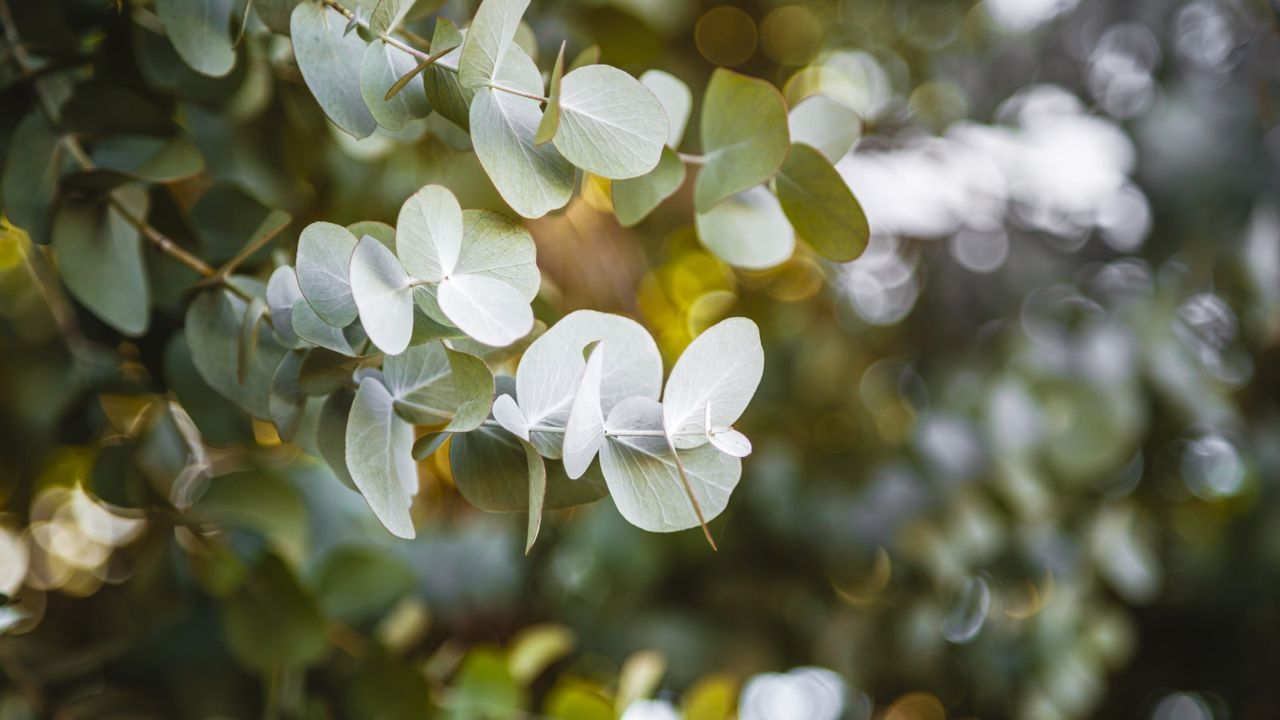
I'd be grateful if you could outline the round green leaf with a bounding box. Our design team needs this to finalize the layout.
[154,0,236,77]
[52,187,150,337]
[395,184,463,282]
[2,113,62,244]
[221,554,327,671]
[775,142,869,263]
[612,146,686,227]
[695,68,790,212]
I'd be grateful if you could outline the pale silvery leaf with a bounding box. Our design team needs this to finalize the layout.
[709,428,752,458]
[349,235,414,355]
[290,2,376,139]
[383,341,456,424]
[600,396,741,532]
[437,274,533,347]
[266,266,303,345]
[346,377,417,538]
[552,65,667,179]
[296,221,360,327]
[382,341,494,429]
[492,393,529,440]
[515,310,662,458]
[458,0,531,88]
[640,69,691,148]
[360,40,430,131]
[788,93,861,163]
[396,184,463,282]
[155,0,235,77]
[291,299,355,355]
[369,0,410,36]
[662,317,763,449]
[562,342,605,479]
[455,209,540,299]
[695,186,795,270]
[469,47,574,218]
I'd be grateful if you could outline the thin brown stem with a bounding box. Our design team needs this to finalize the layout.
[662,431,718,551]
[319,0,429,60]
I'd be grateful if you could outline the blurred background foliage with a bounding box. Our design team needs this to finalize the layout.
[3,0,1280,718]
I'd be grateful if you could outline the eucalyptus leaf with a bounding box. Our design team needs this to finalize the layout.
[437,272,534,347]
[469,47,574,219]
[695,186,795,270]
[349,235,415,355]
[221,554,327,671]
[85,135,205,185]
[369,0,410,36]
[186,282,291,420]
[523,439,546,553]
[451,423,609,512]
[291,1,377,139]
[695,68,790,212]
[561,342,605,479]
[346,376,418,538]
[317,390,359,491]
[395,184,463,282]
[361,40,431,130]
[155,0,236,77]
[52,186,150,337]
[514,310,662,459]
[297,221,360,327]
[266,266,304,346]
[383,341,494,429]
[254,0,299,34]
[612,147,685,227]
[2,113,62,244]
[423,19,469,129]
[534,42,566,146]
[600,397,741,532]
[269,349,308,441]
[292,299,355,354]
[788,93,861,162]
[457,0,531,88]
[662,317,763,449]
[775,142,869,263]
[551,65,667,179]
[492,393,530,440]
[640,69,691,148]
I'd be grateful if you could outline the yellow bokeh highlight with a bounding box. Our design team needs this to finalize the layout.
[761,6,824,66]
[695,6,757,67]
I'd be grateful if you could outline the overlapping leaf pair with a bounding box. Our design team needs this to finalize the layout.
[183,181,761,546]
